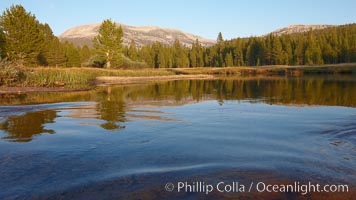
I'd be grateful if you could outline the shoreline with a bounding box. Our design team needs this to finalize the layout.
[0,74,215,94]
[0,63,355,94]
[0,87,91,94]
[95,74,215,85]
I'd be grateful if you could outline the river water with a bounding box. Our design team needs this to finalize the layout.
[0,76,355,199]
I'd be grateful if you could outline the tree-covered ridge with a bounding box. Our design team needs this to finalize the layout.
[129,24,356,68]
[0,4,355,69]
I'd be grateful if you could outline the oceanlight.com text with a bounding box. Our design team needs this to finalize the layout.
[165,181,349,195]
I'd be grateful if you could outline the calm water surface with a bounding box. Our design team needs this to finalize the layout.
[0,76,355,199]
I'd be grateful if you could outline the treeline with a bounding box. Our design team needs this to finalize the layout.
[0,4,355,69]
[127,25,356,68]
[0,5,91,67]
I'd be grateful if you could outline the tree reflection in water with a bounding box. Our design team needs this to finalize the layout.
[97,87,126,130]
[0,110,57,142]
[0,76,355,142]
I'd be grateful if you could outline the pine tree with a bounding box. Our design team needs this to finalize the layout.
[189,41,197,67]
[128,40,138,61]
[189,50,197,67]
[225,52,233,67]
[0,5,44,66]
[0,27,5,58]
[233,39,244,66]
[173,39,183,67]
[182,47,190,67]
[246,38,263,66]
[294,37,305,65]
[340,37,350,63]
[93,19,123,68]
[80,45,91,66]
[64,42,81,67]
[204,49,212,67]
[38,23,55,66]
[46,37,66,67]
[351,27,356,62]
[157,46,167,68]
[281,36,292,65]
[138,46,153,67]
[322,42,337,64]
[195,39,204,67]
[271,37,284,65]
[217,32,224,43]
[219,53,224,67]
[151,42,161,68]
[305,34,323,65]
[264,35,273,65]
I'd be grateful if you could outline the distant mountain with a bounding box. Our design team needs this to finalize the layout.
[59,23,339,48]
[270,24,335,36]
[58,23,216,48]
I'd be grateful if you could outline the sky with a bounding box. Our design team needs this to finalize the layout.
[1,0,355,40]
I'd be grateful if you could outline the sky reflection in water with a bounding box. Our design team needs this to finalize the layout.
[0,77,355,199]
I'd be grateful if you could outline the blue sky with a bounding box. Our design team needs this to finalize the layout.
[1,0,355,39]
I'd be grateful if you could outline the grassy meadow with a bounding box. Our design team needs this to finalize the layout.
[21,67,175,88]
[1,63,355,89]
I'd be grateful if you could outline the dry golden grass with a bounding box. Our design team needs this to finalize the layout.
[23,67,175,88]
[9,63,356,88]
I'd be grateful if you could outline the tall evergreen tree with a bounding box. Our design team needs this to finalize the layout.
[93,19,123,68]
[281,36,292,65]
[340,36,350,63]
[0,27,5,58]
[138,45,153,67]
[322,42,337,64]
[194,39,204,67]
[189,41,198,67]
[0,5,44,66]
[173,39,183,67]
[305,45,323,65]
[233,39,244,66]
[217,32,224,43]
[225,52,233,67]
[38,23,55,66]
[294,37,305,65]
[128,40,138,61]
[151,42,161,68]
[80,45,91,66]
[264,35,273,65]
[203,49,212,67]
[182,47,190,67]
[46,37,66,67]
[246,38,263,66]
[305,34,323,65]
[271,37,284,65]
[157,46,167,68]
[64,42,81,67]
